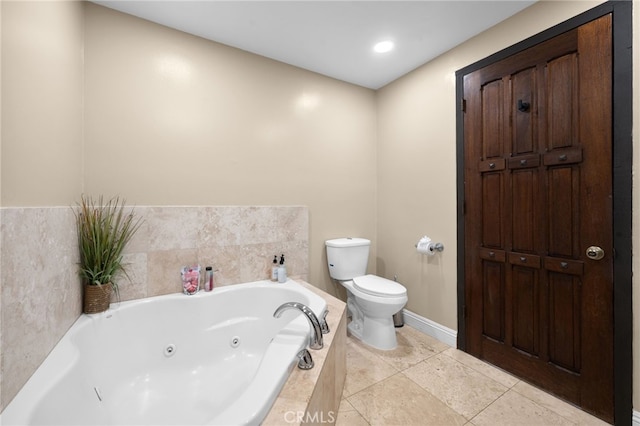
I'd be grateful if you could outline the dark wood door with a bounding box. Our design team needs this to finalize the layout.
[462,15,613,422]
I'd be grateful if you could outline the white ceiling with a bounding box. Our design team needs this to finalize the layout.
[93,1,536,89]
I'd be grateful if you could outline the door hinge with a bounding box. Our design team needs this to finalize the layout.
[461,98,467,112]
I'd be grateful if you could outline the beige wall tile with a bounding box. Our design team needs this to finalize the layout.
[0,208,81,410]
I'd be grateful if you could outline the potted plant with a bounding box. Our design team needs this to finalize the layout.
[74,195,142,314]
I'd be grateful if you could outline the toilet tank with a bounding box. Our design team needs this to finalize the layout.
[325,238,371,280]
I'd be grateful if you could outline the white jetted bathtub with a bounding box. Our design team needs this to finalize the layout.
[0,279,327,426]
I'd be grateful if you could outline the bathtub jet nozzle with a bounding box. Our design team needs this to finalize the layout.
[273,302,323,350]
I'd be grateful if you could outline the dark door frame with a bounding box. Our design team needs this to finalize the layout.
[455,1,632,424]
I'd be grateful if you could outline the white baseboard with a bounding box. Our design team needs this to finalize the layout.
[400,309,457,348]
[632,409,640,426]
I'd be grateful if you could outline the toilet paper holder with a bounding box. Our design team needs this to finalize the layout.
[415,236,444,254]
[431,242,444,252]
[414,242,444,251]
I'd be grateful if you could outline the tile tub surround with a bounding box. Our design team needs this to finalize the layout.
[0,205,309,413]
[123,205,309,299]
[264,280,347,426]
[0,208,82,413]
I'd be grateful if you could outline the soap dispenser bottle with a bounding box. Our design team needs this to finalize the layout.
[277,254,287,283]
[271,255,279,282]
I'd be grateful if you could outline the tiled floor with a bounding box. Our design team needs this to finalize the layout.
[336,325,609,426]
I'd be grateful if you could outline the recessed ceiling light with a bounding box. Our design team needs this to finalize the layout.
[373,40,394,53]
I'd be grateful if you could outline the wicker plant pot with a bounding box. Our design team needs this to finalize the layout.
[83,283,112,314]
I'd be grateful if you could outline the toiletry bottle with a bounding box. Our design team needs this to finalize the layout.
[204,266,214,292]
[271,255,279,281]
[277,254,287,283]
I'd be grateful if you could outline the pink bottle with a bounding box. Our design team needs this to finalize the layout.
[204,266,214,291]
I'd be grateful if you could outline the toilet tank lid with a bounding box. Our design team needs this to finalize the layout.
[325,237,371,247]
[353,274,407,297]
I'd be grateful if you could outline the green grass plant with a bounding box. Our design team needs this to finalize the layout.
[74,195,142,295]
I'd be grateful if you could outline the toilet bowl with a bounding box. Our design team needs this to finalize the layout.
[325,237,408,350]
[339,275,407,350]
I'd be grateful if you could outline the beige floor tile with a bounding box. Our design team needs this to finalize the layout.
[441,347,520,388]
[339,398,357,412]
[348,373,467,426]
[343,339,398,397]
[336,409,371,426]
[337,326,603,426]
[363,326,450,371]
[403,353,508,419]
[471,389,576,426]
[512,382,609,426]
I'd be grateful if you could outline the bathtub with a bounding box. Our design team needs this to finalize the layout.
[1,279,327,426]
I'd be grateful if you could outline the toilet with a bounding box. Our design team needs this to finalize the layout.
[325,237,408,350]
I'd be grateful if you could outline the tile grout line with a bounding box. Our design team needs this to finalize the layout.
[436,350,600,424]
[401,352,514,422]
[508,384,587,426]
[344,372,408,425]
[439,348,522,390]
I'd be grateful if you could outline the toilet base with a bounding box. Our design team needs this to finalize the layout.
[340,280,406,351]
[347,315,398,350]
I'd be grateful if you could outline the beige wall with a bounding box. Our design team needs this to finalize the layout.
[1,0,638,415]
[83,4,378,295]
[1,0,84,206]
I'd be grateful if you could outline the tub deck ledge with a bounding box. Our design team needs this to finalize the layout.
[262,279,347,426]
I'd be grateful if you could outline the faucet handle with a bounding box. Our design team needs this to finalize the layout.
[320,310,330,334]
[297,348,314,370]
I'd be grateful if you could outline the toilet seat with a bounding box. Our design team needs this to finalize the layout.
[353,275,407,298]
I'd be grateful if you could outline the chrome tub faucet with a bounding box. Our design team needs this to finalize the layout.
[273,302,324,350]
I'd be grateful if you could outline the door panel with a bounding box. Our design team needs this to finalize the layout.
[548,271,581,372]
[511,169,537,252]
[463,15,613,422]
[512,68,535,152]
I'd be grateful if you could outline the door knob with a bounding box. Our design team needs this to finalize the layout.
[586,246,605,260]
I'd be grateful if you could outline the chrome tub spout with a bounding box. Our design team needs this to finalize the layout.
[273,302,323,350]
